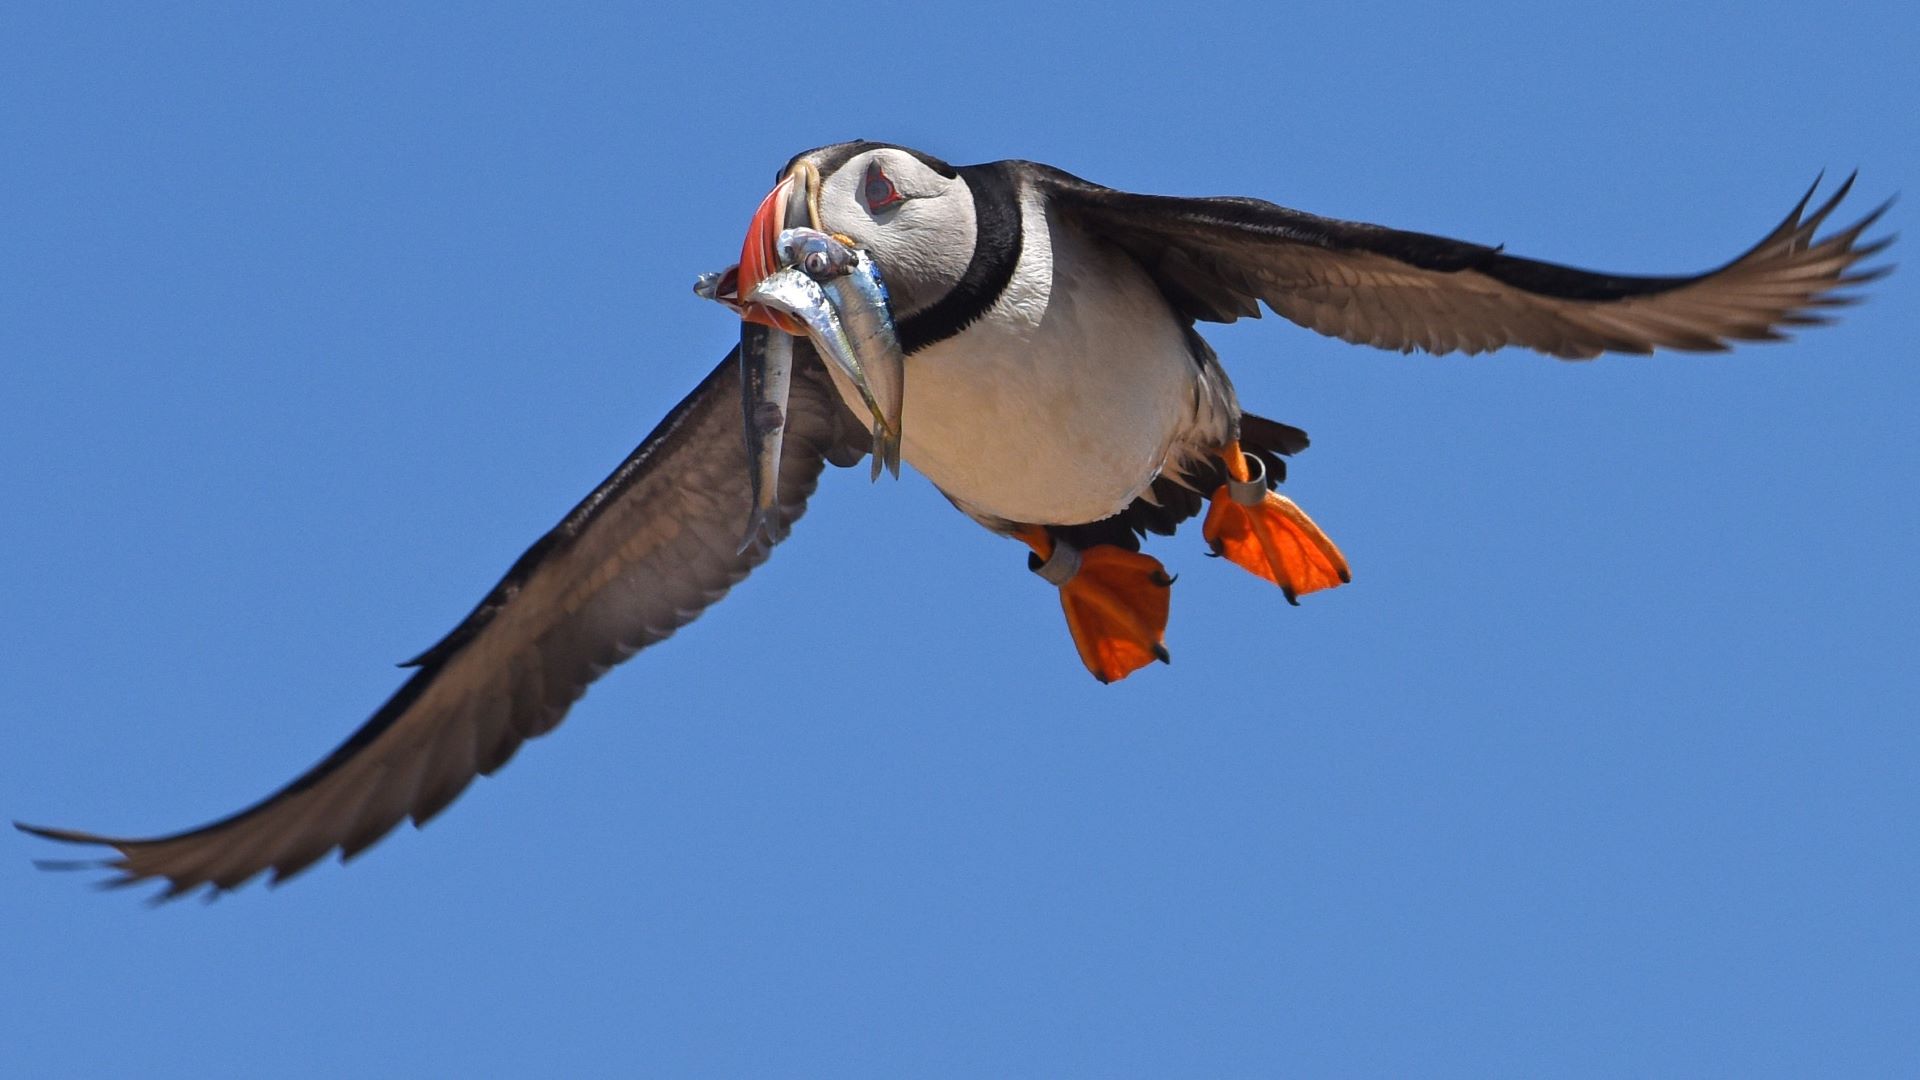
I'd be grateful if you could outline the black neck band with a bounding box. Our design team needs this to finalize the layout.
[898,163,1023,355]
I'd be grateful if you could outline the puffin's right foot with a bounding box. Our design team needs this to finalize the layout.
[1202,443,1350,604]
[1019,528,1172,684]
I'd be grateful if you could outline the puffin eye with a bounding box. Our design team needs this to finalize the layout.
[863,161,903,211]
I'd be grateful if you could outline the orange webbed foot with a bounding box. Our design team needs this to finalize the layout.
[1202,447,1350,604]
[1023,531,1172,684]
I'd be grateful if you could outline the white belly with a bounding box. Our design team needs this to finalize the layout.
[826,197,1207,527]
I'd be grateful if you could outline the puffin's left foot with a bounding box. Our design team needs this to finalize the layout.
[1202,443,1350,604]
[1020,529,1172,684]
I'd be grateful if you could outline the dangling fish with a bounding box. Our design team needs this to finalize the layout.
[694,231,906,549]
[748,265,901,481]
[694,270,797,550]
[733,321,793,550]
[775,228,907,482]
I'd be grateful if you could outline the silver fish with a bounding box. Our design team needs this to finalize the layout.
[825,248,905,480]
[693,267,791,549]
[775,228,906,479]
[693,269,733,304]
[747,265,900,481]
[776,227,859,281]
[735,320,792,551]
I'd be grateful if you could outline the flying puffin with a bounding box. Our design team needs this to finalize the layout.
[17,141,1889,898]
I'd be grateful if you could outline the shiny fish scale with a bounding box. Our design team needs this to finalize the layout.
[748,266,897,479]
[775,228,906,479]
[735,321,792,551]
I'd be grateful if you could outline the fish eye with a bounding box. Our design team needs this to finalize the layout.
[863,161,904,212]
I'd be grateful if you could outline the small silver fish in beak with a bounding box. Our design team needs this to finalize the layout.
[692,267,794,549]
[692,268,737,308]
[698,175,905,544]
[747,265,901,481]
[734,320,793,551]
[776,227,859,280]
[774,228,906,480]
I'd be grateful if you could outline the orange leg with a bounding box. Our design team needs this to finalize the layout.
[1017,527,1173,684]
[1201,442,1351,604]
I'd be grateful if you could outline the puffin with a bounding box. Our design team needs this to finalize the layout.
[17,141,1889,898]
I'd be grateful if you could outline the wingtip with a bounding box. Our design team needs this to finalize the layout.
[31,857,115,873]
[1841,259,1897,287]
[21,824,145,885]
[15,820,103,845]
[1798,170,1862,235]
[1787,172,1825,220]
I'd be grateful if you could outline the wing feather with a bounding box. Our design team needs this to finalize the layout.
[18,346,864,898]
[1034,164,1891,359]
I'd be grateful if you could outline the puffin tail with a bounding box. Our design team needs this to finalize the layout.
[1236,412,1310,486]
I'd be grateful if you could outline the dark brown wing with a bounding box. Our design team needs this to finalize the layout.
[17,347,866,899]
[1032,164,1893,359]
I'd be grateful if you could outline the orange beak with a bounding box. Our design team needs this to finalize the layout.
[738,172,804,333]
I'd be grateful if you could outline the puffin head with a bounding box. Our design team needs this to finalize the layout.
[736,141,975,330]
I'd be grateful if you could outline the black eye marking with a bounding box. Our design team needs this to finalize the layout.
[863,160,904,212]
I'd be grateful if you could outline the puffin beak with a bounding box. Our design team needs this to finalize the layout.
[738,164,821,333]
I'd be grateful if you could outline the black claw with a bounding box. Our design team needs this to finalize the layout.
[1152,643,1171,665]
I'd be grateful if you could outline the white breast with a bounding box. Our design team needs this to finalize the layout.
[827,190,1217,528]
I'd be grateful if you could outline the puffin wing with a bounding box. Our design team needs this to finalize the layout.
[18,347,866,898]
[1031,164,1892,359]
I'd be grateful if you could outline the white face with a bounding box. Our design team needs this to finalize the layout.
[807,147,978,317]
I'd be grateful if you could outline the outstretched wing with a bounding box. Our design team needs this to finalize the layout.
[1032,165,1892,359]
[18,346,866,899]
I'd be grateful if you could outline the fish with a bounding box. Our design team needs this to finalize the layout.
[770,228,906,479]
[833,250,905,480]
[693,266,796,548]
[693,229,905,540]
[735,319,793,551]
[775,227,859,281]
[692,268,735,306]
[747,264,901,481]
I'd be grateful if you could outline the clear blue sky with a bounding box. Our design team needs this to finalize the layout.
[3,3,1915,1076]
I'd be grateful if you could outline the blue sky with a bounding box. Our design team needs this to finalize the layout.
[3,3,1915,1076]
